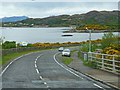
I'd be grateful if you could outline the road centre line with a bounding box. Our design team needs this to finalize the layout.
[35,54,50,89]
[34,54,43,69]
[36,69,39,74]
[40,76,43,80]
[53,53,84,80]
[35,64,37,68]
[34,54,43,76]
[44,82,47,85]
[35,61,36,64]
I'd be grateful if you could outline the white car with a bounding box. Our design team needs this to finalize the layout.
[58,47,64,52]
[62,49,71,57]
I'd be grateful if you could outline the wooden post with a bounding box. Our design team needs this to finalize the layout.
[88,52,92,61]
[112,56,116,72]
[102,54,104,69]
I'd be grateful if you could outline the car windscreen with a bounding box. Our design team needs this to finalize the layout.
[64,49,70,52]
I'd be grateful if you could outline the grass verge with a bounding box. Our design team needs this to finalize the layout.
[59,50,76,65]
[60,56,73,65]
[1,50,40,66]
[78,51,97,69]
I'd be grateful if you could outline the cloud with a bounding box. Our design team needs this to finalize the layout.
[1,0,119,2]
[0,2,118,18]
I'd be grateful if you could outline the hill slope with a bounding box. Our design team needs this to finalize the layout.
[2,10,119,29]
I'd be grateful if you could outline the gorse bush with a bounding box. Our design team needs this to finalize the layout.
[101,32,118,49]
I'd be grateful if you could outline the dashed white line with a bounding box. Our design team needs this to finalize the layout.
[53,53,84,80]
[40,76,43,79]
[47,86,50,89]
[35,64,37,68]
[36,69,39,74]
[35,54,49,89]
[34,54,43,74]
[35,61,37,64]
[44,82,47,85]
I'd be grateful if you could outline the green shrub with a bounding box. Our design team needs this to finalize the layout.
[2,41,16,49]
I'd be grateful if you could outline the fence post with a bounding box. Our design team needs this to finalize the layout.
[112,56,116,72]
[88,52,92,61]
[90,52,92,61]
[84,53,87,61]
[102,54,104,69]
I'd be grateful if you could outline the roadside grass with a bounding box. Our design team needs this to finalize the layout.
[60,56,73,65]
[78,51,97,69]
[71,50,77,54]
[58,50,76,65]
[1,50,40,66]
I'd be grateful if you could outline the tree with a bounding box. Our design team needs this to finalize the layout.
[2,41,16,49]
[101,32,116,49]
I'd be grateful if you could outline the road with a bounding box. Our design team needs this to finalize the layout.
[1,48,114,89]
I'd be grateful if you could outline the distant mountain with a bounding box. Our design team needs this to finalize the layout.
[1,16,28,22]
[2,10,119,29]
[20,10,119,26]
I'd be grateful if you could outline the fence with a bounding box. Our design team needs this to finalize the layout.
[88,52,120,74]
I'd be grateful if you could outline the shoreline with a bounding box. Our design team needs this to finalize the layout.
[1,27,118,33]
[63,29,119,33]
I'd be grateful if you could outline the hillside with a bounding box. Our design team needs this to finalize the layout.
[2,10,119,30]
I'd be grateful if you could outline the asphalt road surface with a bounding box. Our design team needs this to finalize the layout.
[1,48,114,90]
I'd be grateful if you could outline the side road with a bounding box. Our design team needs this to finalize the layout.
[68,51,120,90]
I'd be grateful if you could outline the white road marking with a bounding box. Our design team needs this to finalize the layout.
[40,76,43,79]
[53,53,84,80]
[36,69,39,74]
[93,83,105,90]
[34,54,43,75]
[54,53,107,90]
[44,82,47,85]
[35,64,37,68]
[47,86,50,89]
[35,54,50,88]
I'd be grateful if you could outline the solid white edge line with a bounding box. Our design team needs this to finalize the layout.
[54,53,106,90]
[0,51,40,76]
[53,52,84,80]
[93,83,104,89]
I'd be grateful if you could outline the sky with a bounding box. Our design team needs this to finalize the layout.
[0,0,119,18]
